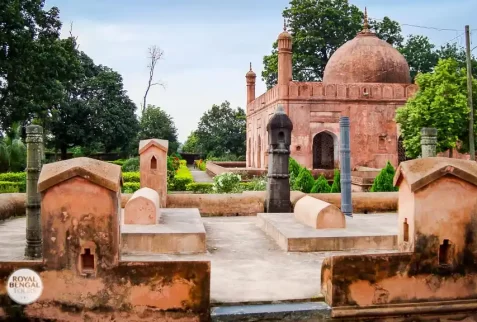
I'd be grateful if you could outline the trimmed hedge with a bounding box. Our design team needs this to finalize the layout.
[109,159,126,166]
[122,182,140,193]
[171,163,193,191]
[122,172,140,183]
[0,181,26,193]
[0,172,26,182]
[186,182,213,193]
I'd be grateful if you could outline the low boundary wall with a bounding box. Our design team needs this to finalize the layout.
[1,191,398,220]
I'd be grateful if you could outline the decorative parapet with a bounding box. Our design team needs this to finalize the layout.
[288,82,418,101]
[247,85,279,115]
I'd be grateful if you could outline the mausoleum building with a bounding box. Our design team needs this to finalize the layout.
[246,14,417,170]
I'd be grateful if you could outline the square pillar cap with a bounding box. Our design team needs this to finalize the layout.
[394,157,477,192]
[139,139,169,154]
[38,157,122,192]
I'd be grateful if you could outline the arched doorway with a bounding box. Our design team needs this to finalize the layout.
[313,132,334,169]
[257,136,261,168]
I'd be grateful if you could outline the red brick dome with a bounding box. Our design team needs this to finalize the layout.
[323,32,411,84]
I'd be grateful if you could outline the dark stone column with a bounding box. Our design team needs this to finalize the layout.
[24,125,43,259]
[339,117,352,217]
[421,128,437,158]
[266,105,293,213]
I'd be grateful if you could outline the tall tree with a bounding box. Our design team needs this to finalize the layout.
[139,105,179,154]
[182,131,201,154]
[195,101,246,157]
[0,0,64,131]
[398,35,438,81]
[261,0,403,88]
[396,58,476,158]
[142,45,164,114]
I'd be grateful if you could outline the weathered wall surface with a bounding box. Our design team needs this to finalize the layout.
[0,194,25,220]
[2,191,398,219]
[0,260,210,321]
[321,253,477,317]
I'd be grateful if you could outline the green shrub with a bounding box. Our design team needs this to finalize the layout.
[0,172,26,182]
[122,182,140,193]
[122,172,140,183]
[310,175,331,193]
[213,172,241,193]
[186,182,213,193]
[330,169,341,193]
[180,159,187,166]
[0,181,21,193]
[293,167,315,193]
[71,146,84,157]
[194,159,206,171]
[289,158,301,178]
[370,162,398,192]
[171,163,194,191]
[122,157,139,172]
[109,159,126,166]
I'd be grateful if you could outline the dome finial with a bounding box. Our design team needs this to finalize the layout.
[363,7,370,33]
[249,62,252,71]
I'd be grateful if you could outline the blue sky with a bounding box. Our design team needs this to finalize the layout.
[45,0,477,142]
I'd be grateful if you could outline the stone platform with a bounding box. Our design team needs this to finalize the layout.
[121,208,206,254]
[257,212,397,252]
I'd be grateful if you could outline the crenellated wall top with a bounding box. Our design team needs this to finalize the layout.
[247,81,418,115]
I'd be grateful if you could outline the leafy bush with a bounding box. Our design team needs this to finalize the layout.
[71,146,84,157]
[122,172,140,183]
[194,159,206,171]
[370,162,398,192]
[180,160,187,166]
[0,180,26,193]
[289,158,301,178]
[213,172,241,193]
[246,175,267,191]
[122,157,139,172]
[186,182,213,193]
[310,175,331,193]
[171,163,193,191]
[0,172,26,182]
[293,167,315,193]
[122,182,140,193]
[330,169,341,193]
[109,159,126,166]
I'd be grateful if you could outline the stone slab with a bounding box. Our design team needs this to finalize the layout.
[257,213,398,252]
[211,302,331,321]
[121,208,206,254]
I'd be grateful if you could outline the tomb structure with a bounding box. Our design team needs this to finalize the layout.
[321,157,477,319]
[246,12,416,171]
[139,138,168,207]
[0,157,210,321]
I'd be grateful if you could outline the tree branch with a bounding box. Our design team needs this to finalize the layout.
[142,45,164,113]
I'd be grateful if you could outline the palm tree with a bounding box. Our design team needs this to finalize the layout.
[0,123,27,172]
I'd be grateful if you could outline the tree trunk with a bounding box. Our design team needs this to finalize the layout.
[60,145,68,160]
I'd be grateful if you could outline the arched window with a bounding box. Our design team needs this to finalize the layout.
[151,156,157,170]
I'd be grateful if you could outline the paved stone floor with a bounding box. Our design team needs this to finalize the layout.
[189,165,214,182]
[0,215,397,304]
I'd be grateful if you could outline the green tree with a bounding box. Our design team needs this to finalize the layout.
[195,101,246,158]
[398,35,438,82]
[330,169,341,193]
[182,131,201,154]
[310,174,331,193]
[370,162,398,192]
[396,58,476,158]
[293,167,315,193]
[261,0,403,88]
[0,123,26,172]
[0,0,64,131]
[139,105,179,154]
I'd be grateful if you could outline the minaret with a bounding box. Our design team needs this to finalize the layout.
[246,62,256,104]
[277,19,293,105]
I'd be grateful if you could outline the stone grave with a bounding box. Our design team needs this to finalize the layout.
[122,138,206,254]
[0,157,210,320]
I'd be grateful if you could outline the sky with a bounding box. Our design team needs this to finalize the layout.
[45,0,477,143]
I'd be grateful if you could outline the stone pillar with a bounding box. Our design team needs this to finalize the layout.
[266,105,293,213]
[421,128,437,158]
[339,117,352,217]
[24,125,43,259]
